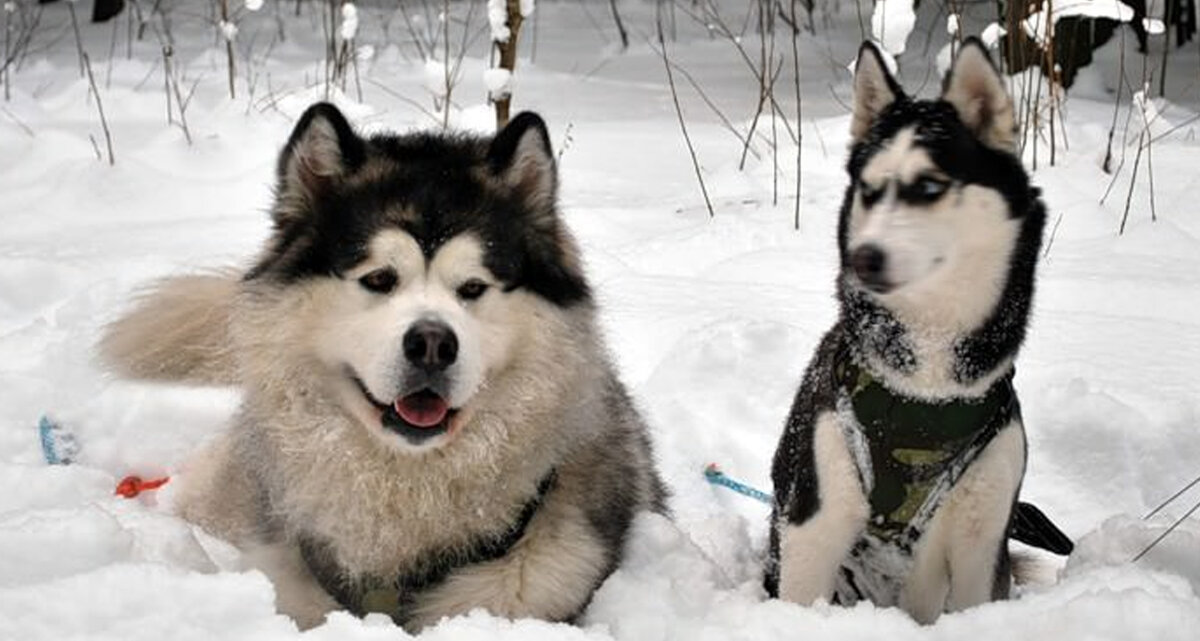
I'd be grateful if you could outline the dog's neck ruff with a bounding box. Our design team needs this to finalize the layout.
[834,351,1018,544]
[300,468,559,624]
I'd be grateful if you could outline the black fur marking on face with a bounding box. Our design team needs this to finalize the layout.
[858,180,885,208]
[896,176,951,205]
[246,105,590,308]
[839,95,1045,382]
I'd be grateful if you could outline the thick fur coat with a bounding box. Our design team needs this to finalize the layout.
[100,105,666,630]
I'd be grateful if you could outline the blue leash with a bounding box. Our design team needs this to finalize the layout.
[39,415,79,465]
[703,464,773,505]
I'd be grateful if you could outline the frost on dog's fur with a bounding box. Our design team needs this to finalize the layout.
[98,103,666,631]
[767,39,1055,623]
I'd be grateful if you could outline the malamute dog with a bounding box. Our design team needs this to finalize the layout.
[99,104,667,630]
[765,40,1068,622]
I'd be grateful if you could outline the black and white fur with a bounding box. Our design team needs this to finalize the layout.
[99,104,667,630]
[765,40,1047,622]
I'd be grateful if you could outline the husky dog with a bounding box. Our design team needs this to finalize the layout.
[765,40,1069,622]
[99,104,667,630]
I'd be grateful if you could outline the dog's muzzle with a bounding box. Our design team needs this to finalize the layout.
[850,244,894,294]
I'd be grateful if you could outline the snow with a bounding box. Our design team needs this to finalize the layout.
[1,2,1199,640]
[980,23,1007,48]
[870,0,917,55]
[488,0,511,43]
[483,68,512,98]
[1023,0,1135,45]
[340,3,359,42]
[219,20,238,42]
[245,0,264,12]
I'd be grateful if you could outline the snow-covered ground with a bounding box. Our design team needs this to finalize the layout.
[2,2,1199,639]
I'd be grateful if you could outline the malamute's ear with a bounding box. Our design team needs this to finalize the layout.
[942,38,1016,152]
[487,112,558,215]
[274,103,366,223]
[851,41,903,142]
[488,113,588,306]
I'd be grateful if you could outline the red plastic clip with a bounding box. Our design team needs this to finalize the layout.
[115,475,170,498]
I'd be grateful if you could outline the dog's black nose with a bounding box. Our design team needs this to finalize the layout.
[850,245,890,292]
[403,320,458,371]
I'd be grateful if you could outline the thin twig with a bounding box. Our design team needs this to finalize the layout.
[651,46,760,159]
[608,0,629,51]
[82,53,115,165]
[1132,497,1200,563]
[1144,473,1200,520]
[657,9,713,218]
[1043,212,1064,258]
[220,0,236,99]
[68,1,85,78]
[789,0,802,230]
[1,106,34,136]
[1119,129,1145,235]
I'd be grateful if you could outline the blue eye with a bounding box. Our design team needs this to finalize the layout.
[915,178,949,199]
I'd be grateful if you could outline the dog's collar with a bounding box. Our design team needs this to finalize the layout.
[300,468,559,624]
[834,352,1018,542]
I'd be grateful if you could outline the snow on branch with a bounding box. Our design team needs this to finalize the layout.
[871,0,916,56]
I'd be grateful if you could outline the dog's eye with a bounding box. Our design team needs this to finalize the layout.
[859,180,884,206]
[913,177,950,201]
[456,279,489,301]
[358,268,398,294]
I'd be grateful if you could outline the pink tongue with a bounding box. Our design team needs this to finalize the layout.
[393,394,449,428]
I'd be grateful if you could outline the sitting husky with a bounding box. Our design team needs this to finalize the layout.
[765,40,1065,622]
[100,104,667,630]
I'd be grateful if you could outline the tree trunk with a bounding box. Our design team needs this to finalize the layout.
[493,0,523,129]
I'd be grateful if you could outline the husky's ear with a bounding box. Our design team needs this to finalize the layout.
[942,38,1016,152]
[274,103,366,223]
[487,112,558,215]
[851,42,903,142]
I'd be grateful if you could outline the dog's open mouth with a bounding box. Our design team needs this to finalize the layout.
[352,376,459,443]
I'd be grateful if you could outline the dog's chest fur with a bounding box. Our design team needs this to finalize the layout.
[240,383,571,579]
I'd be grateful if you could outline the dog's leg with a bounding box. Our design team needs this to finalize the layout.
[404,498,610,630]
[943,422,1026,612]
[242,542,340,630]
[777,412,869,605]
[898,515,951,623]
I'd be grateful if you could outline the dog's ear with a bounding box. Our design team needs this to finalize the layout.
[941,38,1016,152]
[487,113,588,306]
[274,103,366,223]
[487,112,558,215]
[851,41,903,142]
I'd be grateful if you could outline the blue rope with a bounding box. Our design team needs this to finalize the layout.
[39,415,77,465]
[703,464,773,505]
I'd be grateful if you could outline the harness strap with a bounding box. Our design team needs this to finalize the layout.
[834,351,1018,548]
[300,468,558,623]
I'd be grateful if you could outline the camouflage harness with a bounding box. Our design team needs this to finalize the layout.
[831,353,1019,604]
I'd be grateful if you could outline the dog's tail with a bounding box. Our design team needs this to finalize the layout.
[1009,501,1074,587]
[97,273,241,386]
[1011,501,1074,555]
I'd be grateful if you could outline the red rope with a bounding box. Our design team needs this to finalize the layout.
[115,475,170,498]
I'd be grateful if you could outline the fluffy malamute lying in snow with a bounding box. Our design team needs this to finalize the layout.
[100,103,667,630]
